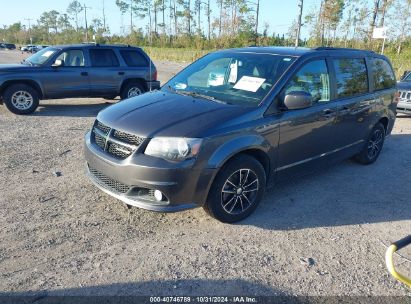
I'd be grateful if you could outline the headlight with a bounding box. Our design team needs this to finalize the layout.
[144,137,203,161]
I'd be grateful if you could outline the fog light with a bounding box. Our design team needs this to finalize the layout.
[154,190,163,202]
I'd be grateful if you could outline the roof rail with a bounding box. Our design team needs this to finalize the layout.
[314,46,374,53]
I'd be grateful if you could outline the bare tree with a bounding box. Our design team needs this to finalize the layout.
[67,0,83,32]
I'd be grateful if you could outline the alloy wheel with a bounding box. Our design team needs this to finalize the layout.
[11,90,33,110]
[367,129,384,159]
[127,87,142,97]
[221,169,259,215]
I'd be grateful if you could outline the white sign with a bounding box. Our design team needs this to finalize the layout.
[373,27,387,39]
[233,76,266,92]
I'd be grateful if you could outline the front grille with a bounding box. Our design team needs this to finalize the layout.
[113,130,145,146]
[91,120,145,160]
[108,142,133,159]
[94,132,106,150]
[96,121,111,135]
[88,166,130,194]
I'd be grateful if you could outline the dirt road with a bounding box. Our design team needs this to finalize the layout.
[0,50,410,297]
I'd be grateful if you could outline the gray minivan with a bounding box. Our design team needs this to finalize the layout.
[84,47,397,223]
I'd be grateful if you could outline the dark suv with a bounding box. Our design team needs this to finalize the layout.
[84,47,397,223]
[0,44,159,114]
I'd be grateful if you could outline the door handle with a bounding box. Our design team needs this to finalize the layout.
[118,71,125,75]
[81,72,88,76]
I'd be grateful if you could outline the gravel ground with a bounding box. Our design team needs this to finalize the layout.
[0,50,410,297]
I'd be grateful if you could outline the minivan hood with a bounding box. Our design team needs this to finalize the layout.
[97,90,251,138]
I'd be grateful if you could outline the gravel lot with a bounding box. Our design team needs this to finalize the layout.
[0,50,410,297]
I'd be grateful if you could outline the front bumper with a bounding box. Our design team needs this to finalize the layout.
[397,100,411,115]
[84,131,216,212]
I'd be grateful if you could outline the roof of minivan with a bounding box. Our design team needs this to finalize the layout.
[51,43,141,49]
[219,46,380,58]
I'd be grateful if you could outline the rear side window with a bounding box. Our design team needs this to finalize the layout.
[89,49,119,67]
[333,58,368,98]
[371,58,396,90]
[120,50,148,67]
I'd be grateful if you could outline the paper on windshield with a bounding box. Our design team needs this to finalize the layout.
[233,76,266,92]
[42,51,54,57]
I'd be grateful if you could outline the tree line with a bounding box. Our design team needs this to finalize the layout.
[0,0,410,54]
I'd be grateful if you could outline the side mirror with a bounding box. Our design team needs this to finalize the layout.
[284,91,313,110]
[52,59,63,68]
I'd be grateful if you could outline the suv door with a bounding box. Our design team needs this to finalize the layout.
[87,48,123,96]
[331,57,375,150]
[276,58,340,174]
[43,49,90,98]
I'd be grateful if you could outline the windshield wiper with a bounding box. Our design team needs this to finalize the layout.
[177,90,227,104]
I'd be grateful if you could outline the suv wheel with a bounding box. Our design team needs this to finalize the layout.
[354,122,385,165]
[4,84,39,115]
[204,155,266,223]
[120,82,145,100]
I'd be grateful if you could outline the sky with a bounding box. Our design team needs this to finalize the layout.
[0,0,321,38]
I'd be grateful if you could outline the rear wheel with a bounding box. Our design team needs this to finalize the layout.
[354,122,385,165]
[120,82,145,100]
[203,155,266,223]
[3,84,39,115]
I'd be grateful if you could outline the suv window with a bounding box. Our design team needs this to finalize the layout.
[120,50,148,67]
[371,58,396,90]
[90,49,119,67]
[56,49,85,67]
[284,60,330,103]
[333,58,368,98]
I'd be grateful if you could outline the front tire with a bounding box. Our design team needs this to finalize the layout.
[204,155,266,223]
[3,84,39,115]
[354,122,385,165]
[120,82,145,100]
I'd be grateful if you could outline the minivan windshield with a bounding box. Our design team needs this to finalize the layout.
[163,52,296,106]
[25,47,59,65]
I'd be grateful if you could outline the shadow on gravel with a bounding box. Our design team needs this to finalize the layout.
[33,102,112,117]
[0,279,285,303]
[242,134,411,231]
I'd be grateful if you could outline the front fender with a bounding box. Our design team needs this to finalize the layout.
[206,134,272,169]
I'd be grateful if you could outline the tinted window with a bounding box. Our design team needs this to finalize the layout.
[284,60,330,103]
[56,49,85,67]
[372,58,396,90]
[333,58,368,98]
[120,50,148,67]
[90,49,119,67]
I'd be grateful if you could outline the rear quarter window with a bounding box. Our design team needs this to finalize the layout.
[333,58,369,98]
[371,58,396,90]
[120,50,148,67]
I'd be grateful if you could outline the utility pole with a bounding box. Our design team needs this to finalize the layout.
[130,0,133,32]
[83,3,92,41]
[295,0,303,47]
[102,0,106,32]
[24,18,33,45]
[255,0,260,44]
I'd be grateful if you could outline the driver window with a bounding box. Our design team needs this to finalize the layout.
[56,50,85,67]
[284,60,330,103]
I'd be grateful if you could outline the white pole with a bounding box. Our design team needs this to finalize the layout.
[381,36,386,55]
